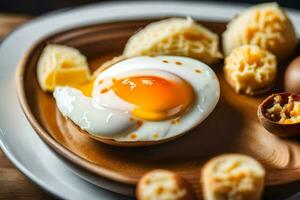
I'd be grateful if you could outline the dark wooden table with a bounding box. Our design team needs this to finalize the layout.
[0,14,55,200]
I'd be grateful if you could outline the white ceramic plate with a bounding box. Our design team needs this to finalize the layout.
[1,2,300,200]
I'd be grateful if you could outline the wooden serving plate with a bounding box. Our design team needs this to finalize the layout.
[16,18,300,199]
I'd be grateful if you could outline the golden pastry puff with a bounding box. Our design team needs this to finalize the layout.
[224,45,276,96]
[223,3,297,61]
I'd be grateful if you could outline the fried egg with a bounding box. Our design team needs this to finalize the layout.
[54,56,220,142]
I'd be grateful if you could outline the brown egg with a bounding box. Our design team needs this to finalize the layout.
[257,92,300,137]
[284,56,300,94]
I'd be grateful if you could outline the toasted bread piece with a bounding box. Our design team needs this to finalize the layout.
[137,169,196,200]
[37,44,90,92]
[201,154,265,200]
[124,17,222,65]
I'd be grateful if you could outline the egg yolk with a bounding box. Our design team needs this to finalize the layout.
[75,81,94,96]
[111,76,194,121]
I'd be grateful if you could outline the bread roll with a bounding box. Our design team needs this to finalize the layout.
[137,169,196,200]
[223,3,297,61]
[124,17,222,65]
[224,45,276,96]
[201,154,265,200]
[37,44,90,92]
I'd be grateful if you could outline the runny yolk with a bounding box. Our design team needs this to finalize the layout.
[75,81,94,97]
[112,75,194,121]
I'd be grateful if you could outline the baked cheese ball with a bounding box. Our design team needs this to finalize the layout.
[137,169,196,200]
[224,45,277,96]
[201,154,265,200]
[37,44,91,92]
[124,17,222,65]
[223,3,297,61]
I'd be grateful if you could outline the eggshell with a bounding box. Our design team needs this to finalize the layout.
[257,92,300,137]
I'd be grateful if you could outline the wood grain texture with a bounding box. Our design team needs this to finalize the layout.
[16,18,300,200]
[0,14,31,38]
[0,13,55,200]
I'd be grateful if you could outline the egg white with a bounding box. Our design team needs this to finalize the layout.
[54,56,220,142]
[53,87,136,137]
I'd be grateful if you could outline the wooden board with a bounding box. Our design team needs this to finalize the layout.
[16,18,300,199]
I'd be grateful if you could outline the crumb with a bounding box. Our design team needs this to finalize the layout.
[130,133,137,139]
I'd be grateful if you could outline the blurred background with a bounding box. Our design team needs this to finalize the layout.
[0,0,299,15]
